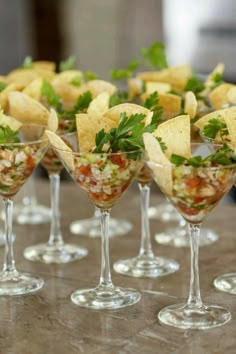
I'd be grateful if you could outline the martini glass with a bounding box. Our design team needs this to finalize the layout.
[70,207,132,238]
[201,133,236,294]
[12,173,51,225]
[53,145,144,309]
[113,164,179,277]
[147,142,236,329]
[0,124,49,295]
[24,130,88,264]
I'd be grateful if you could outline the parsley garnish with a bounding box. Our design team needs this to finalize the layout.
[0,82,7,92]
[59,55,76,72]
[41,80,62,110]
[70,76,83,87]
[93,112,147,158]
[141,42,168,69]
[0,126,20,143]
[110,60,140,81]
[170,144,236,167]
[202,118,228,139]
[210,72,224,90]
[109,91,129,107]
[184,76,205,95]
[143,91,163,128]
[21,56,33,69]
[61,91,93,122]
[84,71,98,81]
[157,137,167,153]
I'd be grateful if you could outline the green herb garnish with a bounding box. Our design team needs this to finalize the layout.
[170,144,236,167]
[84,71,99,81]
[143,91,163,128]
[61,91,93,121]
[184,76,205,94]
[21,56,33,69]
[70,76,83,87]
[141,42,168,69]
[41,80,61,110]
[110,60,140,81]
[202,118,228,139]
[109,91,129,107]
[0,126,20,143]
[93,112,147,158]
[59,55,76,72]
[210,72,224,90]
[157,137,167,153]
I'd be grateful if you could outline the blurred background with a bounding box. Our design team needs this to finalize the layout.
[1,0,236,81]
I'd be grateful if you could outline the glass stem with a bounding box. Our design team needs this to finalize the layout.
[48,173,63,247]
[3,198,17,273]
[187,223,203,308]
[94,206,100,219]
[22,173,37,207]
[138,183,154,258]
[98,209,114,289]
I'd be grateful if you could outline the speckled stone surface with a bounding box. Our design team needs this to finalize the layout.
[0,178,235,354]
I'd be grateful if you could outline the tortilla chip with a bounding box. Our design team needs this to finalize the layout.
[103,103,150,126]
[8,91,49,125]
[138,64,192,92]
[0,83,23,113]
[224,114,236,150]
[204,63,225,89]
[87,92,110,115]
[47,108,58,132]
[127,78,142,100]
[0,112,22,131]
[32,61,56,72]
[23,78,43,101]
[142,92,181,120]
[143,132,172,195]
[154,115,191,159]
[86,80,116,97]
[209,83,234,109]
[6,69,40,87]
[145,81,171,94]
[184,91,197,119]
[227,86,236,104]
[76,113,116,152]
[194,108,225,131]
[45,130,74,171]
[52,70,84,85]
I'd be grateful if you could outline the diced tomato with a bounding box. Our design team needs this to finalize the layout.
[26,155,35,170]
[121,183,129,193]
[177,201,199,216]
[77,165,91,176]
[111,154,127,168]
[185,176,203,188]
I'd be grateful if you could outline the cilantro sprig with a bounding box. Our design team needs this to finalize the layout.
[93,112,151,158]
[202,118,228,139]
[170,144,236,167]
[21,56,33,69]
[0,82,7,92]
[41,80,62,110]
[59,55,76,72]
[184,76,205,95]
[0,126,20,144]
[110,60,140,81]
[143,91,163,128]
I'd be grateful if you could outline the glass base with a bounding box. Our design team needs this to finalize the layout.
[71,285,141,310]
[70,217,132,238]
[214,273,236,294]
[113,255,179,278]
[0,270,44,296]
[148,203,180,222]
[155,227,218,247]
[158,303,231,330]
[13,204,51,225]
[24,243,88,264]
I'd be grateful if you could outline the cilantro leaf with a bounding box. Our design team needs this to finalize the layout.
[110,60,140,81]
[141,42,168,69]
[170,154,187,166]
[70,76,83,87]
[209,143,236,165]
[0,126,20,143]
[61,91,93,122]
[202,118,228,139]
[157,137,167,153]
[210,72,224,90]
[0,82,7,92]
[143,92,163,131]
[184,76,205,94]
[59,55,76,72]
[21,56,33,69]
[41,80,62,110]
[109,91,129,107]
[84,71,98,81]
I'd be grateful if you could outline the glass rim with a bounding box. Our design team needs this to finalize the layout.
[53,146,144,156]
[0,137,49,148]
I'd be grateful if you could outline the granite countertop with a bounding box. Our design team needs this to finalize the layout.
[0,178,235,354]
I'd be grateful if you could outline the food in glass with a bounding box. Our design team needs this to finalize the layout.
[144,130,236,329]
